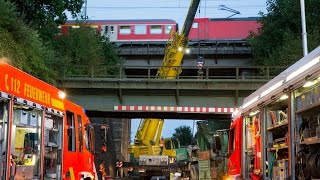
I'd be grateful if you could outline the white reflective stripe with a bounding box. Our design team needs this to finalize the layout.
[116,162,123,167]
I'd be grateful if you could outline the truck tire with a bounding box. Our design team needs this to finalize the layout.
[190,164,198,180]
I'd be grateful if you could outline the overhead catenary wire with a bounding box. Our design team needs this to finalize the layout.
[86,5,266,9]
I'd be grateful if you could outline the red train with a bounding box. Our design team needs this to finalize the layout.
[60,17,260,43]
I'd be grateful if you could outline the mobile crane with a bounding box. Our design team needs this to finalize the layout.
[127,0,201,179]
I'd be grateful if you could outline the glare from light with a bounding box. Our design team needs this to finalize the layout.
[178,47,183,52]
[303,80,317,87]
[260,80,284,98]
[58,91,66,99]
[185,48,190,54]
[242,96,259,109]
[167,26,172,30]
[232,108,240,119]
[249,110,260,117]
[286,57,320,82]
[279,94,288,100]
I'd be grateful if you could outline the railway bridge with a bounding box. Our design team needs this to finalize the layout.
[57,41,284,120]
[56,41,285,162]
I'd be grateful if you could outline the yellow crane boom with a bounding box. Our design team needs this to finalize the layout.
[131,0,201,159]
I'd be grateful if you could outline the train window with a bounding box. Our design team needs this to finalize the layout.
[77,115,83,152]
[119,26,131,34]
[104,26,109,34]
[135,25,146,34]
[165,25,172,34]
[66,111,76,152]
[192,22,198,28]
[150,25,162,34]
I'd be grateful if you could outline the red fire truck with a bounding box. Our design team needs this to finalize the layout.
[227,46,320,179]
[0,59,105,180]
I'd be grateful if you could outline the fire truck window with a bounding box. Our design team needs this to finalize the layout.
[84,125,90,151]
[150,25,162,34]
[77,115,83,152]
[229,128,235,152]
[135,25,146,34]
[66,111,76,152]
[119,26,131,34]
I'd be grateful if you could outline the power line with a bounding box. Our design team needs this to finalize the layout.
[87,5,266,9]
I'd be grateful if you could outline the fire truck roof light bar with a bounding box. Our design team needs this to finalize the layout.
[286,57,320,82]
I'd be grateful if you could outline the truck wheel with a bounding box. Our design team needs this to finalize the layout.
[190,164,198,180]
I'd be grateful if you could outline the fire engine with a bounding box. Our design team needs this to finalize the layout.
[0,60,107,180]
[228,46,320,179]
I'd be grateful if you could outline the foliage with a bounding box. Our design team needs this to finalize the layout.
[249,0,320,67]
[172,125,193,146]
[51,23,122,77]
[0,0,56,83]
[207,120,230,133]
[193,120,229,151]
[10,0,84,39]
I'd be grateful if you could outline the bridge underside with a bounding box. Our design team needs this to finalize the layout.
[57,78,267,120]
[86,110,232,120]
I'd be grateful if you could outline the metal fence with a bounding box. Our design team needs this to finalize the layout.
[61,65,287,81]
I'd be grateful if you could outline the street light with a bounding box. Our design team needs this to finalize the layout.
[300,0,308,56]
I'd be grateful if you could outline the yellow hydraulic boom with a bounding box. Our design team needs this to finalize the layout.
[130,0,201,159]
[157,0,201,79]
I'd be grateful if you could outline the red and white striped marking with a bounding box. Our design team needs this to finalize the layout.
[114,106,237,113]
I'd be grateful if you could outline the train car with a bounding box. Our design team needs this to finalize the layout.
[60,17,260,44]
[60,19,177,43]
[188,17,261,41]
[0,59,103,180]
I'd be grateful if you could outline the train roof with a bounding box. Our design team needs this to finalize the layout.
[65,17,260,25]
[208,17,260,21]
[65,19,177,24]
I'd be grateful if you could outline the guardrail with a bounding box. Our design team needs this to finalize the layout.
[61,65,287,81]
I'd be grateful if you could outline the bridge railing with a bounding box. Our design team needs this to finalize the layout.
[61,65,287,81]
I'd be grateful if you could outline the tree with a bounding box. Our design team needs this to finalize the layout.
[10,0,84,39]
[0,0,56,83]
[249,0,320,68]
[207,120,230,133]
[172,125,193,146]
[51,23,122,77]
